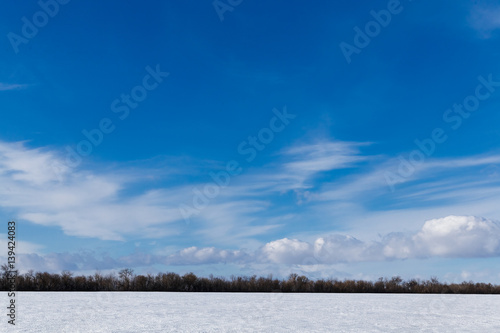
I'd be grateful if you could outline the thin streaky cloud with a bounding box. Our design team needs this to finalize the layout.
[469,5,500,38]
[0,82,29,91]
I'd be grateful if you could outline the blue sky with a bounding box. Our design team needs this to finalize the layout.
[1,0,500,282]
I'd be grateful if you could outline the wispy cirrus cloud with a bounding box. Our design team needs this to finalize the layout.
[0,82,29,91]
[468,4,500,39]
[3,138,355,244]
[0,140,188,241]
[2,137,500,264]
[279,140,371,190]
[315,152,500,205]
[174,138,373,244]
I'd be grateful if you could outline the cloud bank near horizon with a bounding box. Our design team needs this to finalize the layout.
[5,215,500,275]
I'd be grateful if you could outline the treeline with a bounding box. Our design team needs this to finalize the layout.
[1,268,500,294]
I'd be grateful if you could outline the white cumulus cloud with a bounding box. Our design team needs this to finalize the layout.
[256,215,500,265]
[413,215,500,257]
[259,238,313,264]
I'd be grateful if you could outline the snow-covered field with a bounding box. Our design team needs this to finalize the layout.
[7,292,500,332]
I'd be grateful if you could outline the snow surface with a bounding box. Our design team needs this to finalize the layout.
[7,292,500,332]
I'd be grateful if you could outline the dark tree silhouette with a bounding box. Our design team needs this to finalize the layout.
[2,270,499,294]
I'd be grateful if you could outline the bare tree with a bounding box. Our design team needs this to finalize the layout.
[118,268,134,290]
